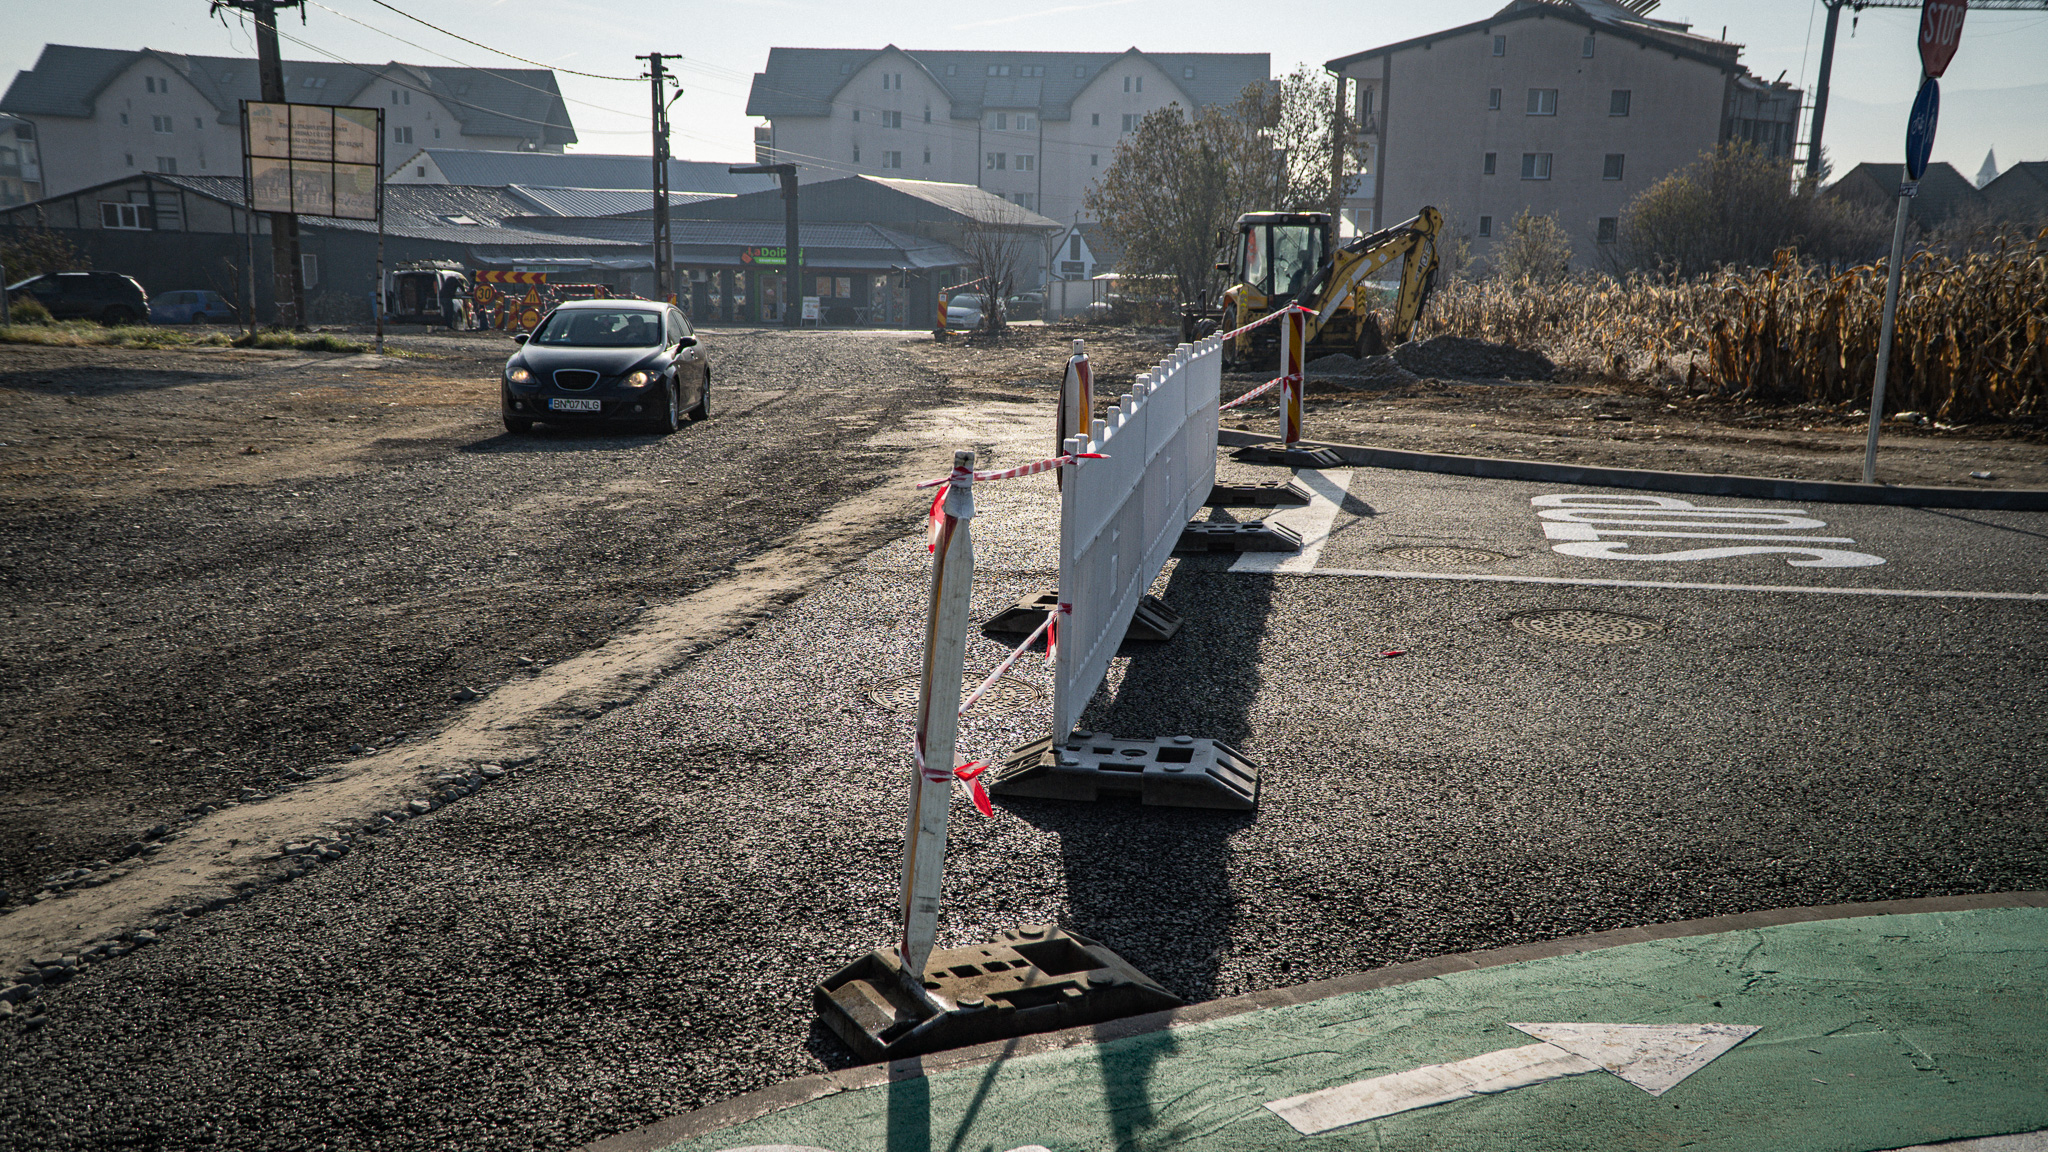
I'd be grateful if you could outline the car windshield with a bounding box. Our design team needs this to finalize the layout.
[533,309,664,347]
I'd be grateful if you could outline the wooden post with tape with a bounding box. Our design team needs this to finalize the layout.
[1281,307,1304,446]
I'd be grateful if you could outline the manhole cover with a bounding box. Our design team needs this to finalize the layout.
[1508,610,1664,644]
[869,674,1041,713]
[1382,546,1510,565]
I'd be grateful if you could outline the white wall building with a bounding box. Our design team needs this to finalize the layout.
[1326,0,1800,268]
[746,47,1270,228]
[1,44,575,196]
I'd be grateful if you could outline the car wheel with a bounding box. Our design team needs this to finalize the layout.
[657,379,683,433]
[504,414,534,434]
[687,370,710,421]
[101,306,137,326]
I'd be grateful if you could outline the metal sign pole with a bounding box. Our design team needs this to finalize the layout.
[375,108,385,354]
[899,450,975,1002]
[1863,181,1914,484]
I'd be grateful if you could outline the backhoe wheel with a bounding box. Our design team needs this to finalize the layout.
[1220,307,1242,371]
[1357,312,1387,358]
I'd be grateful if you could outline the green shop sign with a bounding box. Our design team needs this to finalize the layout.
[741,246,805,266]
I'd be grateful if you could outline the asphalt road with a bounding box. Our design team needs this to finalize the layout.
[2,426,2043,1152]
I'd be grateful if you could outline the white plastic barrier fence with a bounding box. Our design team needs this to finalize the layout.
[1052,336,1223,739]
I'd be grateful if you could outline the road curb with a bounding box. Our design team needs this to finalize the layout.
[582,890,2048,1152]
[1217,430,2048,510]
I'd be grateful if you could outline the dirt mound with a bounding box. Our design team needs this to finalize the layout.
[1306,352,1422,389]
[1393,335,1555,381]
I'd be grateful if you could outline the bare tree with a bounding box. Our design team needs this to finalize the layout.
[955,199,1037,336]
[1496,209,1574,283]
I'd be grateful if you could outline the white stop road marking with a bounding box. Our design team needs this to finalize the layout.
[1532,494,1886,568]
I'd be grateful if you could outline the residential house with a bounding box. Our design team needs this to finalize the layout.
[1825,162,1987,231]
[1325,0,1802,267]
[1,43,574,194]
[1982,161,2048,226]
[385,148,775,200]
[746,47,1269,225]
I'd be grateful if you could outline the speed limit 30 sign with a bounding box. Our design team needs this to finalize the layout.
[1918,0,1968,78]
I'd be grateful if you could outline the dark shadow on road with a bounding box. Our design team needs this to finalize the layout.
[885,1057,932,1152]
[1908,505,2048,542]
[0,367,232,395]
[455,426,674,454]
[1001,555,1272,1008]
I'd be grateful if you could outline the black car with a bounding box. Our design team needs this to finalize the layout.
[6,271,149,324]
[500,300,709,434]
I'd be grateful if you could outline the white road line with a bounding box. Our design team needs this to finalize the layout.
[1282,568,2048,601]
[1230,469,1352,574]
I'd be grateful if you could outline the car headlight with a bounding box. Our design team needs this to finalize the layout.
[505,366,532,384]
[623,370,653,387]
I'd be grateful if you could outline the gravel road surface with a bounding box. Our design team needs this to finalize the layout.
[1,325,2042,1151]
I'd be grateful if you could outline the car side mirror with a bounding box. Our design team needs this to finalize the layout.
[512,332,529,344]
[677,336,697,348]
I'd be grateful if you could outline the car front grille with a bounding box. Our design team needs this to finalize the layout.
[552,369,600,390]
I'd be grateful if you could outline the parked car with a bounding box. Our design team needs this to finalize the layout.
[5,271,148,324]
[945,292,1003,331]
[149,289,237,325]
[500,299,708,434]
[1003,291,1045,321]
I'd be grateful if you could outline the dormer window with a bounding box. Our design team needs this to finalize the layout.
[440,214,481,226]
[1183,66,1195,79]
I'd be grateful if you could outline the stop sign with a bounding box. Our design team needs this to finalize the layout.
[1919,0,1968,78]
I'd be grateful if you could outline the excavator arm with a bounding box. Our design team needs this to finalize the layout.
[1303,206,1443,345]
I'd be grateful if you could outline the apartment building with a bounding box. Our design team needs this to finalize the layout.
[1326,0,1800,267]
[746,47,1269,226]
[1,43,575,196]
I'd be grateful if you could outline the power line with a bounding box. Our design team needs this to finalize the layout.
[359,0,639,81]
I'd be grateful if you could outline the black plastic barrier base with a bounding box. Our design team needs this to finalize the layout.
[992,731,1260,810]
[984,591,1183,642]
[815,925,1182,1062]
[1177,521,1304,553]
[1233,441,1346,469]
[1207,478,1313,508]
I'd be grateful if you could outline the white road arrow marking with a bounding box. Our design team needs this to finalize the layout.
[1264,1022,1759,1135]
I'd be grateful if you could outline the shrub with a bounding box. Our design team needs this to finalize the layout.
[8,296,53,324]
[1494,210,1573,283]
[1615,142,1889,272]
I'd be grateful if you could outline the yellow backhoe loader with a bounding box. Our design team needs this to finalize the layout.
[1182,206,1443,369]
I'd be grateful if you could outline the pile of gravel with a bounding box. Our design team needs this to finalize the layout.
[1305,353,1422,389]
[1391,335,1555,381]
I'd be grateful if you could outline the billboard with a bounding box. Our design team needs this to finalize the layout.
[243,102,381,220]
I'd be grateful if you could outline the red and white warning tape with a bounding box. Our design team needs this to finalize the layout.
[1214,302,1314,343]
[920,452,1108,552]
[1219,374,1290,412]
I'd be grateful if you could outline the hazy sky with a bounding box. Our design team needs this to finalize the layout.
[7,0,2045,179]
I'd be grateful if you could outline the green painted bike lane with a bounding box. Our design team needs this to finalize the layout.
[594,898,2048,1152]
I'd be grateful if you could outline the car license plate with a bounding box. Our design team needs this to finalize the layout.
[548,398,602,412]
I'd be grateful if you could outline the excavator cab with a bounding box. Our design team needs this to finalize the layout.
[1237,213,1329,306]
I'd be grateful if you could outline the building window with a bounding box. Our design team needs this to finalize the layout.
[885,111,901,128]
[194,116,204,130]
[1071,236,1082,260]
[1017,154,1034,171]
[415,165,425,177]
[1024,65,1045,77]
[152,115,173,133]
[1598,217,1618,244]
[1123,76,1130,92]
[125,153,134,167]
[923,148,931,163]
[1483,152,1496,175]
[946,65,957,76]
[433,127,440,138]
[392,126,413,144]
[100,202,153,229]
[1090,154,1098,166]
[1183,66,1195,79]
[1018,114,1035,131]
[120,112,129,125]
[1603,153,1625,180]
[145,77,155,93]
[1121,113,1138,132]
[986,152,1006,170]
[840,62,851,75]
[1527,89,1557,115]
[852,146,860,162]
[1091,112,1099,126]
[924,106,932,123]
[852,109,860,122]
[1583,35,1596,57]
[994,112,1006,129]
[1493,35,1507,56]
[1478,215,1492,237]
[1520,152,1552,180]
[882,150,903,169]
[1360,88,1375,118]
[1488,87,1501,111]
[156,156,177,173]
[1610,89,1632,116]
[1075,66,1086,78]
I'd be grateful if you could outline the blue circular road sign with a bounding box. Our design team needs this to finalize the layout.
[1905,77,1940,183]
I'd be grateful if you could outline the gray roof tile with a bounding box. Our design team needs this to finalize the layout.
[409,149,777,195]
[3,44,575,146]
[747,47,1269,123]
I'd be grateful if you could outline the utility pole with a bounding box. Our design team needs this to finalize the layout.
[638,53,677,302]
[730,162,800,327]
[219,0,308,327]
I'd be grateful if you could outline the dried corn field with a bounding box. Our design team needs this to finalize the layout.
[1420,231,2048,422]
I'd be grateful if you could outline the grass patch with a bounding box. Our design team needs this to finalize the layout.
[0,322,366,354]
